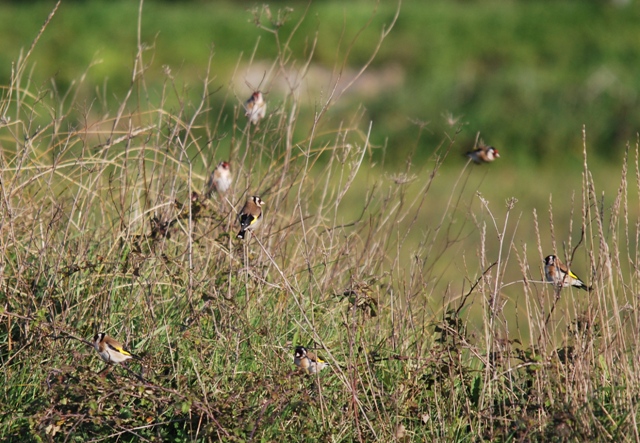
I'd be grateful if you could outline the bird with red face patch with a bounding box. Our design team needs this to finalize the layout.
[544,255,592,291]
[206,161,232,197]
[237,196,264,239]
[293,346,329,374]
[466,145,500,164]
[93,332,140,365]
[245,91,266,125]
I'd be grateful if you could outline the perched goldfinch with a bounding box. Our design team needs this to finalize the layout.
[544,255,592,291]
[465,145,500,164]
[205,161,232,196]
[245,91,266,125]
[93,332,139,365]
[293,346,329,374]
[237,196,263,239]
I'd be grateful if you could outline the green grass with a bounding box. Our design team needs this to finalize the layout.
[2,1,640,441]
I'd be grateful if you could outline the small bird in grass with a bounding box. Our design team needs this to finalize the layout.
[294,346,329,374]
[237,196,264,239]
[245,91,266,125]
[544,255,592,291]
[205,161,232,197]
[93,332,139,365]
[465,145,500,164]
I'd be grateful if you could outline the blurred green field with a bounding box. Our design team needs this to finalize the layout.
[1,0,639,165]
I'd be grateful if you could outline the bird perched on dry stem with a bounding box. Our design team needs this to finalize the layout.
[245,91,266,125]
[544,255,592,291]
[293,346,329,374]
[205,161,232,197]
[465,144,500,164]
[93,332,140,364]
[237,196,264,239]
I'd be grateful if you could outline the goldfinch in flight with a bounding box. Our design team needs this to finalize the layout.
[206,161,232,197]
[544,255,592,291]
[245,91,266,125]
[293,346,329,374]
[237,196,264,239]
[465,145,500,164]
[93,332,139,365]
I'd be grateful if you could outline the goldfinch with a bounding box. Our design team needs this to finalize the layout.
[205,161,232,196]
[293,346,329,374]
[237,196,263,239]
[245,91,266,125]
[465,145,500,164]
[544,255,592,291]
[93,332,139,364]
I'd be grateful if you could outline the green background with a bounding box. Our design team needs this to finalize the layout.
[1,0,638,166]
